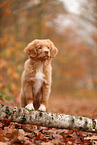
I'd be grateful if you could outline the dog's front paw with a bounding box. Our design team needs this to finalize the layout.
[25,103,34,110]
[38,104,46,111]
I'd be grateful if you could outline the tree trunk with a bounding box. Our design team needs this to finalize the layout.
[0,104,97,133]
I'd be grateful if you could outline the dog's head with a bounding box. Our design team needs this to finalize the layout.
[24,39,58,60]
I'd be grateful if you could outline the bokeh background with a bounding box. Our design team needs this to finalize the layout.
[0,0,97,106]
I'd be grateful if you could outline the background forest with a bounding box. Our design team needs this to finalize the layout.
[0,0,97,105]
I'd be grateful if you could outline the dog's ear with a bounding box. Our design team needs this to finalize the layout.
[24,40,38,58]
[47,39,58,58]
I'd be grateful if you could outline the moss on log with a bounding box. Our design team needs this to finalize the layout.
[0,104,97,133]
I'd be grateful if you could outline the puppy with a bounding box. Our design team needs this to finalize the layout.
[20,39,58,111]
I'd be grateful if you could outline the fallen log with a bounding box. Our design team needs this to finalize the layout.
[0,104,97,133]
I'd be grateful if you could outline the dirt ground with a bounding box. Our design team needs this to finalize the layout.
[48,95,97,119]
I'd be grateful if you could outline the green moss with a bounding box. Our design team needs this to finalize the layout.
[35,114,37,119]
[55,114,58,119]
[72,119,74,123]
[39,112,43,117]
[6,106,10,116]
[18,108,21,113]
[79,117,82,120]
[92,119,96,129]
[52,117,54,120]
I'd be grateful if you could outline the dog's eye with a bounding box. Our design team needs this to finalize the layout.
[48,47,49,49]
[39,47,42,49]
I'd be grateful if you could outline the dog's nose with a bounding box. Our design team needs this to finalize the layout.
[44,50,49,54]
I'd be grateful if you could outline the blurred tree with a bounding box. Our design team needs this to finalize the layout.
[0,0,97,102]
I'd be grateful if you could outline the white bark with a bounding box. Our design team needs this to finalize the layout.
[0,104,97,133]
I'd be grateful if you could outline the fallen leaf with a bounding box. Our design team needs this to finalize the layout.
[1,118,10,126]
[0,130,6,142]
[0,142,8,145]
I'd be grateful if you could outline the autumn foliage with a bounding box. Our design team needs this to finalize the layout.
[0,0,97,101]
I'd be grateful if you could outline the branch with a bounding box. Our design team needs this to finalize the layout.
[0,104,97,133]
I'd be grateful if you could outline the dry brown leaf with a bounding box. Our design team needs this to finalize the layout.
[0,142,8,145]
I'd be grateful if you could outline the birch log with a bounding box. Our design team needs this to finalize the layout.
[0,104,97,133]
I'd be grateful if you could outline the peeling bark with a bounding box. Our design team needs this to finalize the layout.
[0,104,97,133]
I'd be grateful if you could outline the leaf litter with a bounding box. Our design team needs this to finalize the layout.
[0,119,97,145]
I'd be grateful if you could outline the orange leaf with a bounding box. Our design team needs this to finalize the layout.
[0,40,6,47]
[7,68,12,75]
[0,74,3,80]
[10,83,17,91]
[4,8,11,17]
[0,1,7,8]
[0,130,6,141]
[3,34,8,39]
[0,59,8,70]
[12,73,20,80]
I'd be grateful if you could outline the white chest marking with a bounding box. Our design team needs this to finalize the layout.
[30,65,45,95]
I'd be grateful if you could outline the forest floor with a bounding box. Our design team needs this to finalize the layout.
[48,95,97,119]
[0,95,97,145]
